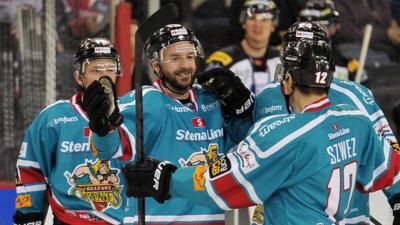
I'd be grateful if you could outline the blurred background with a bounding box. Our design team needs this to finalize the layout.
[0,0,399,224]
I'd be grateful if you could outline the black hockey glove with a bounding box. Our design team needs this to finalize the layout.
[197,68,254,118]
[13,211,45,225]
[98,76,123,126]
[391,194,400,225]
[122,158,177,203]
[83,76,123,136]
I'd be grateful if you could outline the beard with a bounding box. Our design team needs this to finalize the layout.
[161,67,196,94]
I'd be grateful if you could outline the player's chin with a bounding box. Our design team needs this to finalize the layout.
[177,81,192,90]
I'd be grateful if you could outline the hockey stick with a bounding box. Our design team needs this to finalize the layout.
[134,3,179,225]
[355,24,372,83]
[353,24,384,225]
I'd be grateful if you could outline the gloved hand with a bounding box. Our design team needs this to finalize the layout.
[391,194,400,225]
[83,76,122,136]
[13,211,45,225]
[122,158,177,203]
[197,68,254,118]
[98,76,123,126]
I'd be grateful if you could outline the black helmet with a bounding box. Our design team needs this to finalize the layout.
[74,38,121,75]
[144,24,204,64]
[298,0,339,26]
[239,0,279,25]
[280,21,334,88]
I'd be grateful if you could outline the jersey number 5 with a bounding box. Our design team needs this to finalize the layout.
[325,161,357,219]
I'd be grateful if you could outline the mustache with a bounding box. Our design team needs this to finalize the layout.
[174,68,194,76]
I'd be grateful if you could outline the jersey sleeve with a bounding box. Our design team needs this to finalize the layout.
[224,83,289,149]
[332,80,397,142]
[90,89,163,162]
[356,124,400,193]
[253,83,289,121]
[223,115,253,150]
[15,113,57,215]
[170,115,298,210]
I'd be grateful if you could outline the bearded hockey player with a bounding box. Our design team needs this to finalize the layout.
[84,24,253,224]
[121,22,400,225]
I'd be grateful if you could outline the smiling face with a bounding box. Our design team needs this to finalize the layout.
[152,41,197,93]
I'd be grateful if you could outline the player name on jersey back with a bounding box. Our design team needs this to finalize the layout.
[326,137,357,165]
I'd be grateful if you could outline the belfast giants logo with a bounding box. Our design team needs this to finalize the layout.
[176,128,224,141]
[65,159,122,211]
[178,143,222,167]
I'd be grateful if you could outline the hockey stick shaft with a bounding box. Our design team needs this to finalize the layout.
[134,4,179,225]
[355,24,372,83]
[353,24,384,225]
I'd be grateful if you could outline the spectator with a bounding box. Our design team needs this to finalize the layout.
[206,0,281,94]
[230,0,306,45]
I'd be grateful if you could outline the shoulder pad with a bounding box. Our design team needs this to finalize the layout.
[206,51,233,66]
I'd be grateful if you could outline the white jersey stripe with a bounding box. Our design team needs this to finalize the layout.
[228,153,263,204]
[16,184,47,193]
[302,97,330,112]
[331,83,386,123]
[123,214,225,223]
[331,83,368,113]
[363,141,391,190]
[92,211,120,224]
[17,159,40,169]
[253,110,367,159]
[250,114,283,134]
[338,215,371,225]
[370,110,385,122]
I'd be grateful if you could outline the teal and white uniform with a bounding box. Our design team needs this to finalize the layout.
[91,80,227,225]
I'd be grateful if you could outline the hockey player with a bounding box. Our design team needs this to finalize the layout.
[13,38,131,225]
[202,21,400,224]
[205,0,281,94]
[84,24,254,224]
[121,21,400,225]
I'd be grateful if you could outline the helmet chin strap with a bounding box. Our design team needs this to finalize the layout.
[281,74,296,113]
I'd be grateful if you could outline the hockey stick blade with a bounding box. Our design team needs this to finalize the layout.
[136,3,179,43]
[133,3,180,225]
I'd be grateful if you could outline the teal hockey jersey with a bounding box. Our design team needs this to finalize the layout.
[15,92,131,225]
[170,99,400,225]
[253,78,396,143]
[229,78,398,224]
[91,81,227,225]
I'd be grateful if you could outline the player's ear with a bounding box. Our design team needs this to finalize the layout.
[74,71,84,87]
[152,63,161,75]
[271,22,276,33]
